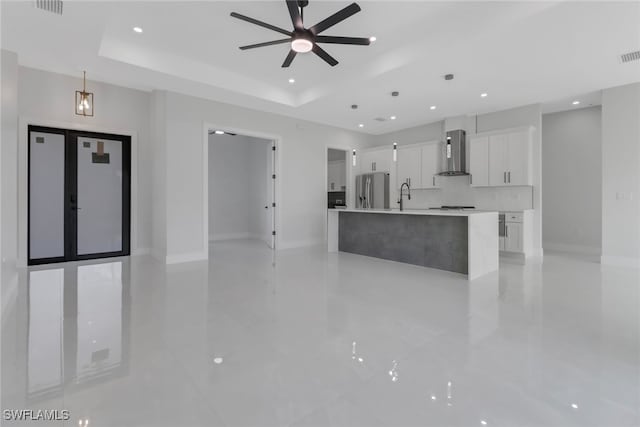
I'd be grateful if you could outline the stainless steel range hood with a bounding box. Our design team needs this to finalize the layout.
[438,129,468,176]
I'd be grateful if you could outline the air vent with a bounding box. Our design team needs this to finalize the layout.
[620,50,640,63]
[34,0,63,15]
[374,117,386,122]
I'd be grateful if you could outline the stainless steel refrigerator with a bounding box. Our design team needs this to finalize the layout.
[355,172,390,209]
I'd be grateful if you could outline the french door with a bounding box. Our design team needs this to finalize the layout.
[28,125,131,265]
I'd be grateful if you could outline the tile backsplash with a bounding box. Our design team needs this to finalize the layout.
[398,175,534,211]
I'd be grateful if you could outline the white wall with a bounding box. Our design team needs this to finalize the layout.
[1,49,19,316]
[16,66,153,261]
[157,91,372,261]
[601,82,640,267]
[208,133,271,241]
[542,106,602,254]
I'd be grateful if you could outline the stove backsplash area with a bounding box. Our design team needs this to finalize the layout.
[397,175,534,211]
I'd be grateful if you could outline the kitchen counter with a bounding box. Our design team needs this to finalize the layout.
[331,208,497,217]
[328,209,498,280]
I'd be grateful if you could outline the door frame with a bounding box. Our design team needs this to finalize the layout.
[202,123,282,251]
[18,117,140,267]
[324,145,354,244]
[27,125,131,265]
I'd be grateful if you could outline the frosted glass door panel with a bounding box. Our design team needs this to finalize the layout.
[29,132,65,259]
[77,137,123,255]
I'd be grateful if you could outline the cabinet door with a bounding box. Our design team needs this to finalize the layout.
[370,148,392,173]
[358,151,374,173]
[506,130,530,185]
[469,136,489,186]
[420,143,441,188]
[488,134,508,186]
[504,222,523,252]
[397,146,421,189]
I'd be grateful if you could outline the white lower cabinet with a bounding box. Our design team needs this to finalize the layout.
[500,211,532,256]
[504,222,523,252]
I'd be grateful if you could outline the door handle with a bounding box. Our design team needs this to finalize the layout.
[470,174,473,185]
[432,176,435,186]
[508,171,511,183]
[264,206,269,209]
[505,225,508,237]
[503,171,506,183]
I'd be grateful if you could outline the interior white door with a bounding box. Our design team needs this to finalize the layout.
[469,136,489,187]
[76,137,123,255]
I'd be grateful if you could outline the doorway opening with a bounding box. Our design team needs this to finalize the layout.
[327,148,348,209]
[27,125,131,265]
[208,130,275,249]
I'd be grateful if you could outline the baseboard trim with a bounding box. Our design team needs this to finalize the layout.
[544,242,600,256]
[165,251,208,264]
[600,255,640,269]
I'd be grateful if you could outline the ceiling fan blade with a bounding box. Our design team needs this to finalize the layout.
[230,12,292,37]
[308,3,361,35]
[286,0,303,31]
[315,36,370,45]
[240,39,291,50]
[312,44,338,66]
[282,50,297,67]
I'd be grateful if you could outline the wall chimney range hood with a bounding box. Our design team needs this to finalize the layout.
[438,129,469,176]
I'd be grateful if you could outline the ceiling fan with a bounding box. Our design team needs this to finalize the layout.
[230,0,371,67]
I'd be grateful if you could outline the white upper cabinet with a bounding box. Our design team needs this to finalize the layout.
[420,143,441,188]
[471,127,533,187]
[489,133,509,186]
[396,145,421,189]
[468,136,489,187]
[359,147,392,174]
[505,129,531,185]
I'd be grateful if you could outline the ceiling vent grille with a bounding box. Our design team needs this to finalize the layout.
[620,50,640,63]
[34,0,63,15]
[374,117,386,122]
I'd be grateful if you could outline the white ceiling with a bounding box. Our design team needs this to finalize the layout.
[2,1,639,134]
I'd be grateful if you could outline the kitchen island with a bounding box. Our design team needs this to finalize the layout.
[328,209,498,280]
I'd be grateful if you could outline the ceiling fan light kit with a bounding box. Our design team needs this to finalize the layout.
[231,0,371,68]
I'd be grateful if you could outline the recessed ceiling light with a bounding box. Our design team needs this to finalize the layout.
[480,93,488,98]
[480,421,487,426]
[430,105,437,110]
[572,101,580,105]
[214,130,225,135]
[571,403,579,409]
[358,124,364,128]
[369,36,377,42]
[133,27,143,33]
[213,357,223,364]
[288,78,295,84]
[390,116,396,120]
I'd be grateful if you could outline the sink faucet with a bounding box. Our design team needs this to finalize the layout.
[398,182,411,211]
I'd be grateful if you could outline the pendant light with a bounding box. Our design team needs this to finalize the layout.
[75,71,94,117]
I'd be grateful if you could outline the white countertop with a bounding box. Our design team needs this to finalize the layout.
[329,208,498,217]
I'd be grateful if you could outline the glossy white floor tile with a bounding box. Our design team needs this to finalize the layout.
[2,240,639,426]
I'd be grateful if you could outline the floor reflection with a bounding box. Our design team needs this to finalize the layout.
[26,260,130,403]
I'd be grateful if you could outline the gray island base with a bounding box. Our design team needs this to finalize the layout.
[328,209,498,280]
